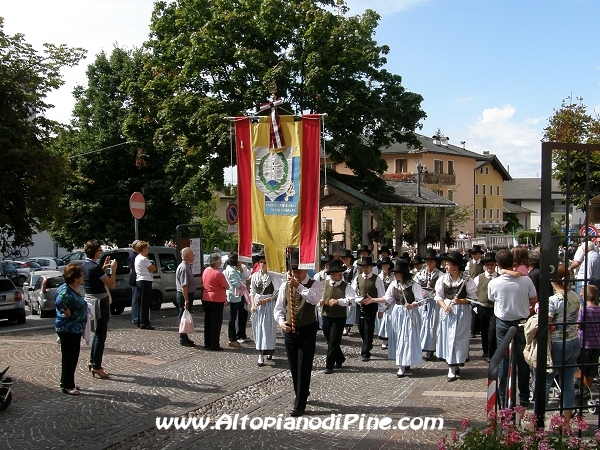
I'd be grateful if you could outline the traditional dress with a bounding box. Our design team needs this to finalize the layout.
[343,264,357,330]
[414,267,441,354]
[386,279,424,369]
[376,270,394,339]
[435,273,477,366]
[250,271,283,357]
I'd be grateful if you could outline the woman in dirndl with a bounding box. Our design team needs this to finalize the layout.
[376,256,394,349]
[414,248,442,361]
[384,259,424,378]
[435,251,477,382]
[250,251,283,367]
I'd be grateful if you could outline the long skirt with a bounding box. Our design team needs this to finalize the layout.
[377,306,393,339]
[388,304,423,367]
[346,303,357,327]
[251,295,276,355]
[420,293,440,352]
[436,301,471,365]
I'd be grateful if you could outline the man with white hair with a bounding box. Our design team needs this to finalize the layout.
[176,247,197,347]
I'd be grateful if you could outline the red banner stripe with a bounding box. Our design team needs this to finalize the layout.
[235,117,252,262]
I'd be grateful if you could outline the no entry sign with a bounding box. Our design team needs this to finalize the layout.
[130,192,146,219]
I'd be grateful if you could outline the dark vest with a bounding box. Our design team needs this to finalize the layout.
[469,260,484,278]
[476,273,494,308]
[322,281,348,318]
[343,266,355,283]
[285,278,317,327]
[357,275,378,317]
[443,278,468,300]
[393,281,416,305]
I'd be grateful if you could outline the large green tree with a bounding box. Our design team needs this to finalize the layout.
[0,18,85,252]
[129,0,426,204]
[50,48,192,249]
[544,96,600,210]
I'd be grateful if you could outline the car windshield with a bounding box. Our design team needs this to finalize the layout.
[0,279,15,291]
[46,276,65,289]
[28,261,42,269]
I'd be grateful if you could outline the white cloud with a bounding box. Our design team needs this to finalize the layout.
[344,0,431,16]
[467,105,543,178]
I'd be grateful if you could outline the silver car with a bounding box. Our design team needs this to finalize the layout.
[30,270,64,318]
[0,278,26,324]
[22,270,49,307]
[4,260,41,286]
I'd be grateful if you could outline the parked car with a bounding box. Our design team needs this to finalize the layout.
[4,260,41,286]
[60,250,86,264]
[22,270,47,307]
[0,262,20,286]
[100,246,178,315]
[28,257,66,272]
[30,270,65,318]
[0,278,25,324]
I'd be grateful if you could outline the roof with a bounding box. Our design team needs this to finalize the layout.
[503,178,563,200]
[321,171,457,208]
[381,133,483,159]
[503,201,536,214]
[476,154,512,181]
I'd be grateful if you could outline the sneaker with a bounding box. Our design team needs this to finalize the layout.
[257,355,264,366]
[397,368,405,378]
[342,328,349,336]
[381,342,388,349]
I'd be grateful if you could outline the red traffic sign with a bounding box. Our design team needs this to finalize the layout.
[580,224,598,243]
[130,192,146,219]
[226,203,238,225]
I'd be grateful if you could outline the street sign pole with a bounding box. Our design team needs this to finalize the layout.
[135,218,139,240]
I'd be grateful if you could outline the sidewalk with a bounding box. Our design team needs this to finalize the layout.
[0,307,490,449]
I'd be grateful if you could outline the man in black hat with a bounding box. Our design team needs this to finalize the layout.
[351,256,386,361]
[274,249,324,417]
[466,245,485,278]
[355,244,379,276]
[340,248,357,336]
[473,252,498,360]
[319,259,356,374]
[411,254,424,275]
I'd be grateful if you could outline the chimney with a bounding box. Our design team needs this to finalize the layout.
[432,135,441,145]
[483,151,489,155]
[441,136,449,146]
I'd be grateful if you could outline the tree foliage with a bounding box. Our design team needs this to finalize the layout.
[49,48,192,249]
[130,0,426,203]
[544,96,600,210]
[192,193,234,252]
[0,17,85,251]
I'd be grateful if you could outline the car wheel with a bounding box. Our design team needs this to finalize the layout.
[16,310,26,324]
[110,304,125,315]
[0,388,12,411]
[150,292,162,311]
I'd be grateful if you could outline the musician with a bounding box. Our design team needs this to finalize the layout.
[384,259,425,378]
[414,248,442,361]
[340,248,357,336]
[473,252,498,360]
[351,256,386,361]
[250,251,284,367]
[319,260,355,374]
[274,249,324,417]
[435,251,477,382]
[376,256,394,349]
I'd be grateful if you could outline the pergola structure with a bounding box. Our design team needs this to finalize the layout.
[319,171,457,256]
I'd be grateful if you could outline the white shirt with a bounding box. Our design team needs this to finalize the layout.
[384,280,424,307]
[274,275,324,327]
[135,254,153,281]
[488,274,537,321]
[351,272,386,298]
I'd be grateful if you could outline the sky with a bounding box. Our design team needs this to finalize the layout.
[2,0,599,180]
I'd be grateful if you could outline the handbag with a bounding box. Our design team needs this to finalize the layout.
[179,309,194,334]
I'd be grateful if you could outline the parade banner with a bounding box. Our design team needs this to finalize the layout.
[235,114,321,273]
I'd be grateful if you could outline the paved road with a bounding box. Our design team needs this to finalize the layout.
[0,304,492,450]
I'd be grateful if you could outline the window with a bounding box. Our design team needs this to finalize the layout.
[485,167,489,175]
[490,209,493,219]
[483,197,487,208]
[448,160,454,175]
[159,253,177,273]
[497,185,500,196]
[482,209,486,219]
[497,208,501,219]
[490,185,493,195]
[483,185,486,195]
[475,184,479,195]
[434,159,443,174]
[476,209,479,219]
[394,158,408,173]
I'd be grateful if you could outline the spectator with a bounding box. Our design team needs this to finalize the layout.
[135,241,157,330]
[176,247,197,347]
[202,253,229,351]
[577,284,600,398]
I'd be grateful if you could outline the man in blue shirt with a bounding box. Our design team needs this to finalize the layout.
[176,247,197,347]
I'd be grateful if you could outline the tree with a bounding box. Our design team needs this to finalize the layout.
[192,193,233,252]
[49,48,192,249]
[130,0,426,204]
[0,18,85,251]
[544,96,600,210]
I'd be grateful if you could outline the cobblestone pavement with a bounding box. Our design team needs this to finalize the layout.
[0,305,493,450]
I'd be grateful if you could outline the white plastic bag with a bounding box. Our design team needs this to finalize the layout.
[179,310,194,334]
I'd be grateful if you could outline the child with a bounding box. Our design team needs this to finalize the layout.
[577,284,600,396]
[499,246,530,277]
